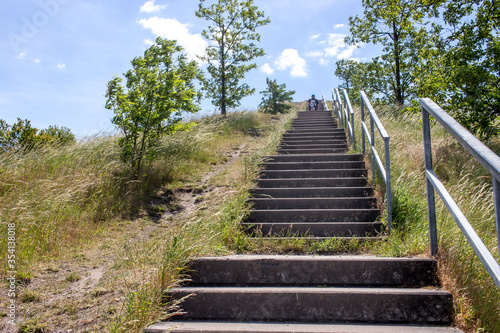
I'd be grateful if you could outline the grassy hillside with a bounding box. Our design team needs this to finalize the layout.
[2,103,499,332]
[0,110,296,332]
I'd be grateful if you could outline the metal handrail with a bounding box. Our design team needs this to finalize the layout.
[332,88,355,147]
[360,91,393,231]
[421,98,500,289]
[321,91,329,110]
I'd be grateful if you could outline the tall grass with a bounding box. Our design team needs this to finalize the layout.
[108,110,297,332]
[362,105,500,332]
[0,111,277,275]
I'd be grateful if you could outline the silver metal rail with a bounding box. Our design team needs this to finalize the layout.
[360,91,393,231]
[321,91,329,110]
[421,98,500,289]
[332,88,355,147]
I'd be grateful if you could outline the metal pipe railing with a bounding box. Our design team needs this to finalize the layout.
[332,88,355,147]
[360,91,393,231]
[321,91,329,111]
[421,97,500,289]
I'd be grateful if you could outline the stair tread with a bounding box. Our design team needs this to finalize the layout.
[171,286,451,295]
[145,321,463,333]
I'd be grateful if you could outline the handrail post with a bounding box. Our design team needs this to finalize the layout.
[385,138,393,231]
[361,95,366,155]
[493,178,500,262]
[422,106,438,256]
[370,116,376,183]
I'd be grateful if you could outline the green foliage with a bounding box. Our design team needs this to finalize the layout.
[258,77,295,114]
[345,0,440,106]
[0,118,75,153]
[441,0,500,139]
[105,37,202,178]
[196,0,270,115]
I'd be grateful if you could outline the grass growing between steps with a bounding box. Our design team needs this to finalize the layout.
[0,110,297,333]
[358,106,500,333]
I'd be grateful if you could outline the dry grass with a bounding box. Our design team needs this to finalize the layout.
[363,104,500,332]
[0,110,296,333]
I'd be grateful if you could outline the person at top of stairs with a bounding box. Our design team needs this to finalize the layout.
[307,94,319,111]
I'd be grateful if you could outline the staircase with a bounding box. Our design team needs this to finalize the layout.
[243,110,381,238]
[145,109,461,333]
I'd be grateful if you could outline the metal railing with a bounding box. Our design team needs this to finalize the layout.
[421,98,500,289]
[332,88,355,147]
[321,91,329,111]
[360,91,393,231]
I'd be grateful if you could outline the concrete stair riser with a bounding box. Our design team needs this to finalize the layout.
[247,209,380,222]
[262,161,365,170]
[259,169,367,179]
[187,256,440,287]
[243,222,382,237]
[278,149,348,154]
[256,178,369,188]
[263,154,363,162]
[250,187,374,198]
[166,287,453,324]
[249,197,377,210]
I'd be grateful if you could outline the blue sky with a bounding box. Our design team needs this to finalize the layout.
[0,0,381,137]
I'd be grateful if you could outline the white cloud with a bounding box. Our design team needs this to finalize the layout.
[261,63,274,75]
[57,63,66,69]
[310,33,321,40]
[319,58,330,66]
[334,24,345,29]
[305,51,323,58]
[18,52,26,59]
[275,49,307,78]
[144,38,155,45]
[337,45,358,59]
[33,58,41,64]
[139,17,208,62]
[140,0,166,13]
[324,33,346,58]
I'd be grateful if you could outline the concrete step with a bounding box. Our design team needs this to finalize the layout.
[186,255,440,287]
[145,321,464,333]
[285,128,344,133]
[279,144,348,149]
[289,126,338,131]
[281,139,347,145]
[278,148,348,154]
[247,208,380,222]
[292,120,336,124]
[250,187,374,198]
[243,222,382,237]
[262,161,365,170]
[263,154,363,162]
[256,177,368,188]
[283,132,345,137]
[249,197,377,210]
[165,287,453,324]
[259,169,367,179]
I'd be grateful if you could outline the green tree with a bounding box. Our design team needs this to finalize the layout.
[335,59,358,94]
[105,37,202,178]
[196,0,270,115]
[259,78,295,114]
[0,118,75,153]
[345,0,440,105]
[440,0,500,139]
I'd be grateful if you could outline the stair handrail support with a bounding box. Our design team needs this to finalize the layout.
[334,88,345,129]
[360,91,393,232]
[421,97,500,290]
[321,91,328,111]
[342,89,355,147]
